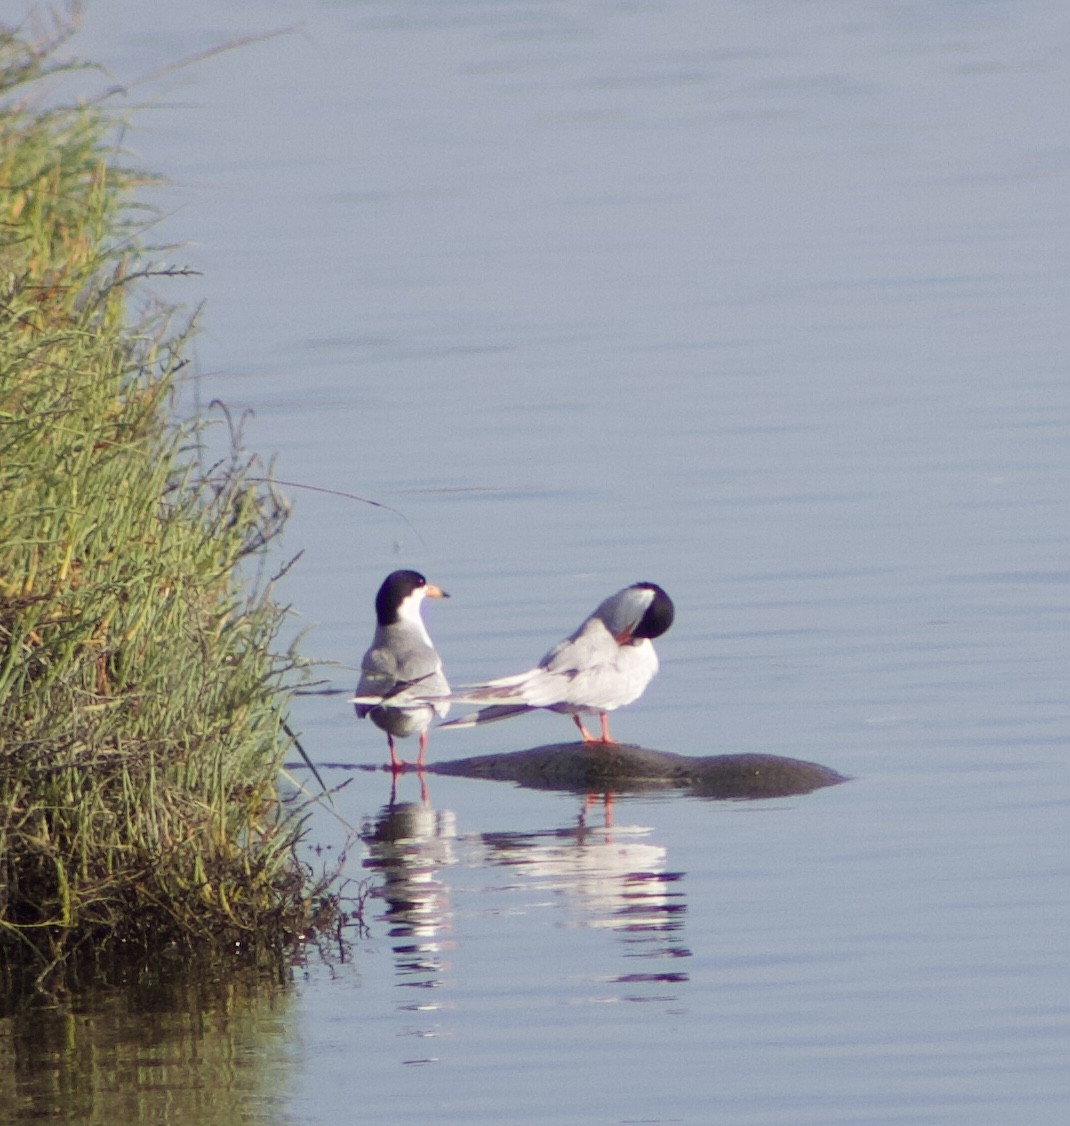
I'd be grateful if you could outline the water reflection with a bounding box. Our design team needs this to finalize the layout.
[481,797,691,1000]
[0,972,292,1124]
[358,779,690,1017]
[360,780,457,1060]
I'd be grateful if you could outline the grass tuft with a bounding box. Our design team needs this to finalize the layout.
[0,10,338,997]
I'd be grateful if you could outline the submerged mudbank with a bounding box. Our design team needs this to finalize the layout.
[429,744,847,800]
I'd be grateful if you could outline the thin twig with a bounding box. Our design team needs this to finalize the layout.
[90,26,303,105]
[247,477,428,548]
[281,716,330,799]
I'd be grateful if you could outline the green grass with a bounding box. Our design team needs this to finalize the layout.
[0,12,335,997]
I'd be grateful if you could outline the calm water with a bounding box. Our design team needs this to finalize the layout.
[4,0,1068,1122]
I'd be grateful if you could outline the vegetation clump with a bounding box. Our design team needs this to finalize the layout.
[0,14,329,995]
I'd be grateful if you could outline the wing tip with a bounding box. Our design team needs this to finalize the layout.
[439,703,534,730]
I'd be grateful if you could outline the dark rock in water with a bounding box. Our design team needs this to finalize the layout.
[429,744,847,800]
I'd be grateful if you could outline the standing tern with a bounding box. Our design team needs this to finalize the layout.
[351,570,450,769]
[440,581,674,744]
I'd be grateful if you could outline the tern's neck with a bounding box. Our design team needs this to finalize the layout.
[393,592,432,644]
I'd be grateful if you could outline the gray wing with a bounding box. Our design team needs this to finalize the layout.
[444,616,615,711]
[355,643,399,717]
[356,626,449,717]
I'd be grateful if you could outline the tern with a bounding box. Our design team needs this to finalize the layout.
[440,581,673,745]
[351,570,450,769]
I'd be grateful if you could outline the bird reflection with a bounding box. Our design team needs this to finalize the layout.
[480,799,691,996]
[361,779,457,1025]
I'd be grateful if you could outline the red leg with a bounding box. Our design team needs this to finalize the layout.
[594,713,619,745]
[387,735,403,772]
[416,731,428,768]
[573,714,597,742]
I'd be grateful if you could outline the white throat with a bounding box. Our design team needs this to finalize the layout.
[396,589,433,644]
